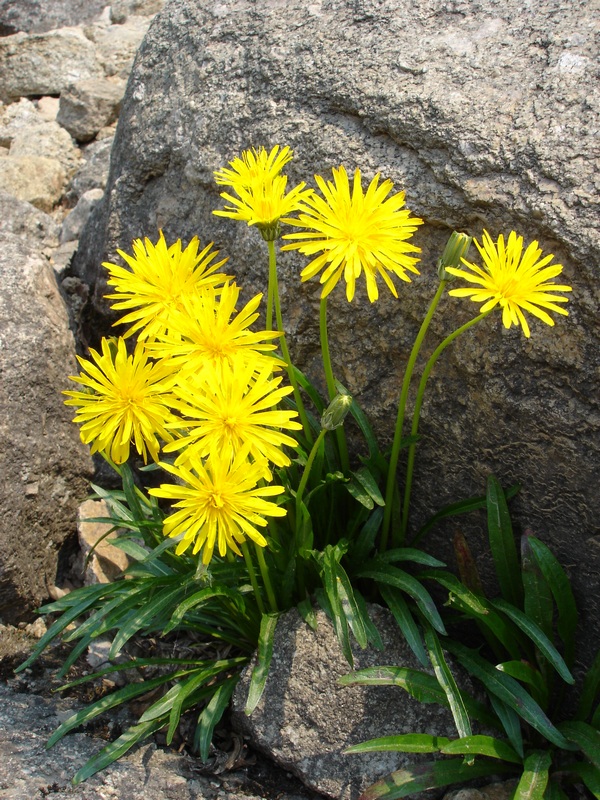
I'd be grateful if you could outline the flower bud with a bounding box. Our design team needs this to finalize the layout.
[257,221,281,242]
[437,232,472,281]
[321,393,353,431]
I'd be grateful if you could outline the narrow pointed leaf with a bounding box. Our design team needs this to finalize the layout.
[353,466,385,506]
[335,563,368,649]
[345,734,449,754]
[444,640,574,750]
[492,598,574,684]
[245,613,279,715]
[577,649,600,721]
[567,762,600,799]
[196,676,239,761]
[440,735,522,763]
[381,549,445,568]
[359,758,514,800]
[558,721,600,769]
[379,584,428,668]
[424,626,471,740]
[513,750,551,800]
[72,718,166,784]
[109,585,186,658]
[453,530,485,595]
[490,694,524,759]
[357,561,446,634]
[527,536,578,667]
[521,534,554,641]
[486,475,523,607]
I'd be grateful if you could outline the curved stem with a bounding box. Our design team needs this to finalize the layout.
[319,298,350,473]
[254,542,278,612]
[241,541,265,616]
[268,240,313,444]
[296,428,327,517]
[402,310,491,541]
[381,280,448,551]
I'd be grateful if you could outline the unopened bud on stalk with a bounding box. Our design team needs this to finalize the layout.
[437,232,472,281]
[321,393,353,431]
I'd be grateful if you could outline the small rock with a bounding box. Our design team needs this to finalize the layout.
[443,782,518,800]
[0,97,44,148]
[110,0,166,24]
[89,15,154,78]
[0,189,60,245]
[9,119,81,177]
[50,240,79,276]
[60,187,104,243]
[77,498,130,584]
[0,27,103,102]
[35,95,60,121]
[68,135,113,201]
[58,77,125,142]
[24,618,47,639]
[0,156,65,211]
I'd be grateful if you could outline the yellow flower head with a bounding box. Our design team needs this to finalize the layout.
[282,165,423,302]
[63,337,176,464]
[446,230,572,338]
[144,282,285,379]
[213,145,313,238]
[163,361,301,470]
[149,449,286,563]
[104,232,230,340]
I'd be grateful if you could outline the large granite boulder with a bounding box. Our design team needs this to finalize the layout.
[72,0,599,654]
[0,231,93,622]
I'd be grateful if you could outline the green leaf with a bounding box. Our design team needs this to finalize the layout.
[489,694,524,759]
[357,561,446,635]
[492,598,574,684]
[440,735,522,764]
[381,549,445,568]
[72,717,166,784]
[444,640,574,751]
[335,379,381,462]
[334,562,369,650]
[378,584,428,668]
[527,536,578,668]
[345,734,449,754]
[486,475,523,608]
[321,546,353,665]
[558,721,600,770]
[566,762,600,799]
[544,778,571,800]
[424,626,472,740]
[354,589,384,651]
[521,535,554,642]
[350,507,383,566]
[16,583,113,672]
[245,613,279,715]
[164,585,245,635]
[195,675,239,761]
[47,671,188,747]
[495,661,547,706]
[413,484,520,547]
[513,750,551,800]
[109,585,187,658]
[346,474,375,509]
[339,666,449,706]
[577,649,600,721]
[358,758,514,800]
[297,597,318,630]
[352,466,385,507]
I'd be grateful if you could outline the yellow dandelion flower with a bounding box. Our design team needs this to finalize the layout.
[163,361,301,469]
[104,232,230,340]
[213,145,313,238]
[148,449,286,563]
[446,230,572,338]
[63,337,176,464]
[144,282,285,379]
[282,165,423,302]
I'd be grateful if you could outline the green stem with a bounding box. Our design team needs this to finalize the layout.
[296,428,327,517]
[241,541,265,616]
[381,280,448,552]
[266,240,276,332]
[268,240,313,444]
[319,297,350,473]
[254,543,278,613]
[402,310,491,541]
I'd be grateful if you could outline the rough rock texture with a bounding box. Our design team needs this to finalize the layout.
[61,187,105,242]
[0,0,109,35]
[0,155,65,211]
[9,119,81,175]
[232,606,466,800]
[0,27,103,101]
[0,189,60,245]
[76,498,130,584]
[57,77,125,142]
[0,232,93,623]
[73,0,600,659]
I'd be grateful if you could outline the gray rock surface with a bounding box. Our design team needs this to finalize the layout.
[0,155,65,211]
[58,77,125,142]
[61,187,104,242]
[0,232,92,623]
[9,119,81,176]
[72,0,600,658]
[233,606,464,800]
[0,27,103,101]
[68,136,113,201]
[0,0,109,35]
[0,189,60,245]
